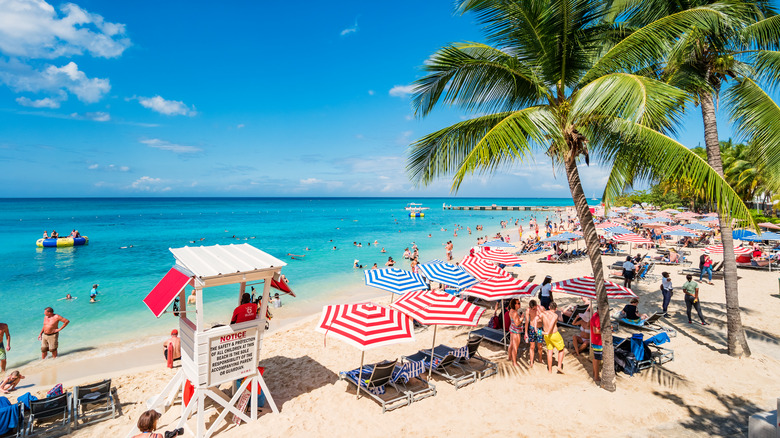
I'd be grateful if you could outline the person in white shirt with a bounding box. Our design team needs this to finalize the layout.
[622,256,635,289]
[660,272,673,317]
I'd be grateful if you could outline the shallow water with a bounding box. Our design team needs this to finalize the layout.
[0,197,595,367]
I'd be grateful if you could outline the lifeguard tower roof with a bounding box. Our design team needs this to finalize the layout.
[172,243,286,280]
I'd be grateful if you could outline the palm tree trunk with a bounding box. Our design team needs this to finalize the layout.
[563,155,617,391]
[700,91,751,357]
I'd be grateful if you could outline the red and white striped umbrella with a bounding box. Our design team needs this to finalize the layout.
[473,247,526,265]
[661,225,689,233]
[391,290,485,326]
[675,212,700,219]
[596,221,620,229]
[460,255,510,280]
[704,244,752,255]
[611,233,653,244]
[551,276,636,300]
[315,302,415,350]
[460,276,536,301]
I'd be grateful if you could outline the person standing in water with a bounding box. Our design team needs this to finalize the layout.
[39,307,69,359]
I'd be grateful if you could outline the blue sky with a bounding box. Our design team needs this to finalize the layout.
[0,0,760,197]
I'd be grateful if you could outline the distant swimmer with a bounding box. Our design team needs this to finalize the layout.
[119,245,134,249]
[287,253,305,257]
[332,246,338,250]
[381,247,386,253]
[200,237,206,241]
[353,260,363,269]
[305,247,310,251]
[58,294,76,301]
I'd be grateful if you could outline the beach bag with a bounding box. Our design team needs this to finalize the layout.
[46,383,63,398]
[488,313,501,330]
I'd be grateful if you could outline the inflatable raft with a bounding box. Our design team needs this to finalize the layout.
[36,236,89,248]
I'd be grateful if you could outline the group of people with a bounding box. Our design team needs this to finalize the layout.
[42,229,81,239]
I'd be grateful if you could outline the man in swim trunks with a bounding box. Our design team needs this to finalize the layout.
[39,307,69,359]
[538,302,566,373]
[163,329,181,364]
[0,322,9,372]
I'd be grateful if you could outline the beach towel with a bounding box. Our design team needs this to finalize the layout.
[644,332,671,346]
[449,346,470,360]
[16,392,37,410]
[46,383,63,398]
[343,367,386,395]
[0,397,18,435]
[630,334,645,361]
[392,360,426,384]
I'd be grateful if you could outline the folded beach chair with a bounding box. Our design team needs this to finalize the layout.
[25,393,71,437]
[636,263,659,282]
[424,336,498,380]
[402,351,477,390]
[339,360,410,413]
[0,401,24,438]
[557,304,589,329]
[469,326,508,346]
[72,379,116,428]
[615,312,677,337]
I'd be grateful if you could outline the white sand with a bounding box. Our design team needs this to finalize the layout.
[7,229,780,437]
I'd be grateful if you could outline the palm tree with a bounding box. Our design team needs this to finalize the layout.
[609,0,780,357]
[406,0,753,391]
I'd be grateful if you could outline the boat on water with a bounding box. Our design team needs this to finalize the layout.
[36,236,89,248]
[405,203,429,218]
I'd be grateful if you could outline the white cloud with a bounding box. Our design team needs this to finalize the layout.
[88,163,130,171]
[0,0,130,59]
[88,163,99,169]
[138,95,197,116]
[85,111,109,121]
[236,123,245,129]
[141,138,202,154]
[130,176,170,192]
[300,178,321,185]
[389,85,415,97]
[397,130,413,145]
[119,165,129,172]
[0,61,110,103]
[367,90,374,96]
[299,177,344,190]
[15,96,60,108]
[340,19,358,36]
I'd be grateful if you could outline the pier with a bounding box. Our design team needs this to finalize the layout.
[443,204,564,211]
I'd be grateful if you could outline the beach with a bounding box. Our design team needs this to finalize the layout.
[4,216,780,437]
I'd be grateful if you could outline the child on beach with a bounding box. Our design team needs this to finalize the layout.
[0,371,24,393]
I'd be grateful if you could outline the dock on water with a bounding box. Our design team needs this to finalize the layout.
[443,204,563,211]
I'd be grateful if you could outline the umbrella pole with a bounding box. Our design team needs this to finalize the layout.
[357,351,364,399]
[390,292,394,304]
[501,299,507,353]
[428,326,438,380]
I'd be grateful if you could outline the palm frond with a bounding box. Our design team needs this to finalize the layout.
[741,14,780,51]
[581,4,737,85]
[412,43,547,118]
[571,73,688,133]
[723,78,780,173]
[595,118,755,227]
[407,107,556,190]
[751,50,780,88]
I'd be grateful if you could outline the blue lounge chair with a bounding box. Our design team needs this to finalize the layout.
[616,312,677,337]
[339,360,410,413]
[402,351,477,390]
[424,336,497,380]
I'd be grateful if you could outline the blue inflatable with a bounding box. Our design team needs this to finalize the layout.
[36,237,89,248]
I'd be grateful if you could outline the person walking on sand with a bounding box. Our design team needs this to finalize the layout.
[660,272,673,317]
[0,322,9,372]
[682,275,709,325]
[39,307,69,359]
[538,302,566,373]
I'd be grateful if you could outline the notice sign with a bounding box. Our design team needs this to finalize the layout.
[208,328,257,386]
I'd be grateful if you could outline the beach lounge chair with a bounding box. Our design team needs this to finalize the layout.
[25,393,71,437]
[72,379,116,428]
[636,263,659,282]
[558,304,589,329]
[402,351,477,390]
[0,402,23,438]
[615,312,677,337]
[424,336,498,380]
[526,275,536,283]
[469,326,508,346]
[614,334,674,369]
[339,360,410,413]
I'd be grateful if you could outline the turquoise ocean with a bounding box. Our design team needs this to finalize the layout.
[0,197,598,367]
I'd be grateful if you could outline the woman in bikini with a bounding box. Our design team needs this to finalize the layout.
[0,371,24,393]
[132,410,163,438]
[507,298,523,367]
[524,299,545,368]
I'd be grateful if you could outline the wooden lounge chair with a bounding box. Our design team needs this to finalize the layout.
[339,360,410,413]
[26,393,71,437]
[402,351,477,390]
[72,379,116,428]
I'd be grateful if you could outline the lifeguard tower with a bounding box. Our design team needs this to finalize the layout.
[139,244,289,438]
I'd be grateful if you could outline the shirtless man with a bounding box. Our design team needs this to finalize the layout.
[538,302,566,374]
[39,307,69,359]
[163,329,181,366]
[523,300,545,369]
[0,322,9,372]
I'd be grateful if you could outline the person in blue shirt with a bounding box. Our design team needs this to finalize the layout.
[89,284,99,303]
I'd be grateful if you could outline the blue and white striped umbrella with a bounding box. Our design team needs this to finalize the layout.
[684,223,713,232]
[663,230,697,238]
[364,268,427,295]
[604,226,632,234]
[741,231,780,241]
[607,212,621,218]
[418,261,479,289]
[479,239,514,248]
[541,232,582,242]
